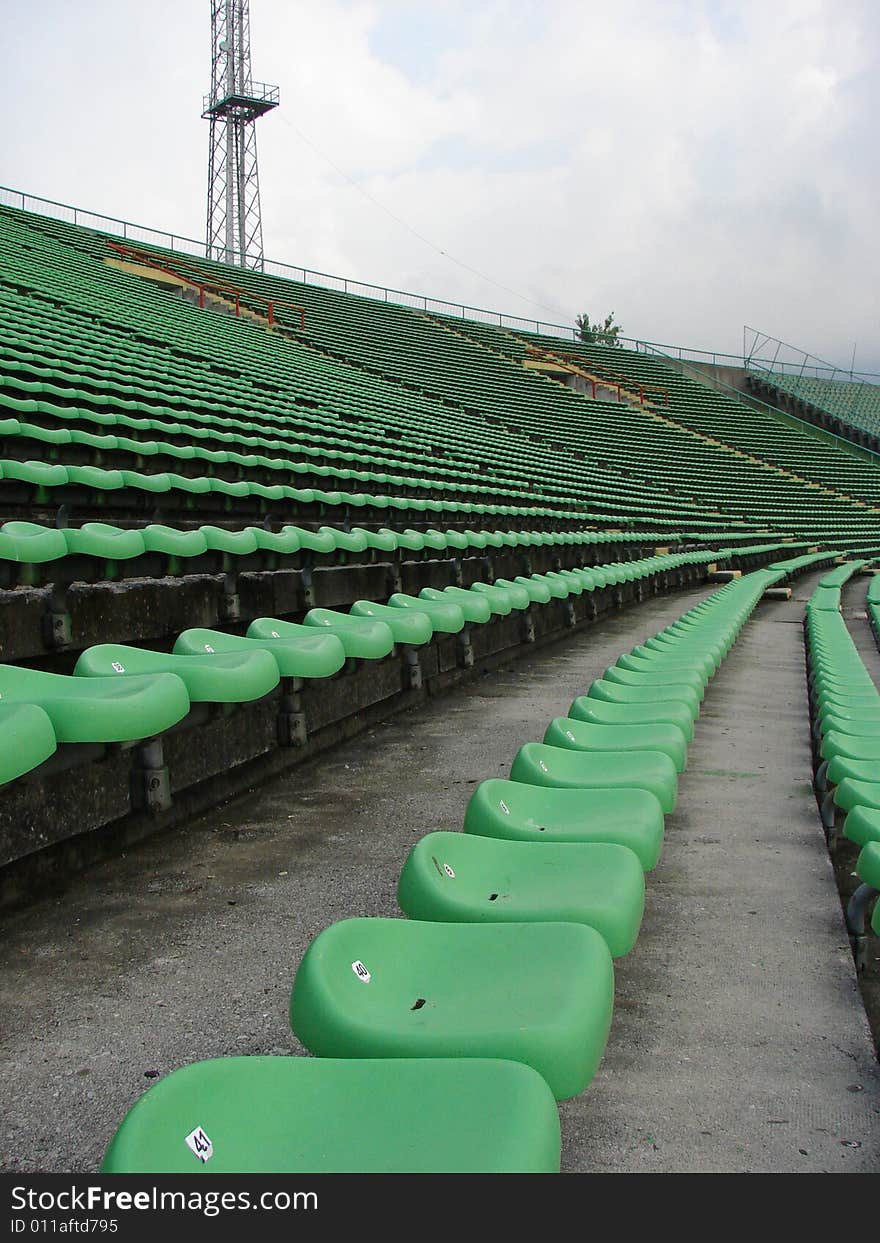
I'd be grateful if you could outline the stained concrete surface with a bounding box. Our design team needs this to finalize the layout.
[1,574,878,1173]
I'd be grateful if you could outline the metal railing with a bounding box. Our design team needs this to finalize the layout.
[105,240,306,329]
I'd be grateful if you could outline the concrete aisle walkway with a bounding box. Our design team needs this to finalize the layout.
[564,571,880,1172]
[1,575,878,1172]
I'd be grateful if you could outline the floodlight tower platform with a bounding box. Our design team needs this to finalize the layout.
[203,0,278,270]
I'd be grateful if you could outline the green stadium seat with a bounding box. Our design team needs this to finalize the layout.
[0,665,189,742]
[289,916,614,1099]
[568,694,695,742]
[301,609,396,659]
[100,1055,561,1173]
[542,715,688,773]
[586,677,700,719]
[173,626,346,678]
[396,831,645,957]
[510,741,678,813]
[388,592,465,633]
[73,643,280,703]
[0,702,57,784]
[462,778,664,869]
[421,585,492,624]
[349,599,433,645]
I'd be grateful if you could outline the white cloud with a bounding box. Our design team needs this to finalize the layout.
[1,0,878,369]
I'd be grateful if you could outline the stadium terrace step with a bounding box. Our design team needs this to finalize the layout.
[172,625,346,678]
[100,1056,561,1173]
[510,741,678,814]
[0,702,57,785]
[301,609,396,660]
[73,643,280,703]
[568,694,695,743]
[543,715,688,774]
[462,779,665,870]
[396,830,645,957]
[0,665,189,743]
[289,916,614,1100]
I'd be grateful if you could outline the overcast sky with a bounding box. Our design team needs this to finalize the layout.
[2,0,879,370]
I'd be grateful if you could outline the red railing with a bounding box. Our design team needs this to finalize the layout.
[105,241,306,330]
[525,344,668,406]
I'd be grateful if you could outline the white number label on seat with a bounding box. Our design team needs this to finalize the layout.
[351,960,371,983]
[185,1126,214,1163]
[499,799,510,815]
[111,662,125,673]
[443,863,455,878]
[204,644,215,653]
[271,631,280,638]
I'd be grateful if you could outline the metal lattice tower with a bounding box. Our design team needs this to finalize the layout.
[202,0,278,270]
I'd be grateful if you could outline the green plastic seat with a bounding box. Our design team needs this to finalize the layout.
[397,831,645,957]
[100,1055,561,1173]
[173,625,345,679]
[616,653,710,686]
[487,579,532,610]
[820,730,880,763]
[586,678,700,719]
[857,841,880,895]
[467,583,513,616]
[62,522,145,561]
[249,526,304,555]
[569,694,694,743]
[353,527,399,553]
[289,917,614,1100]
[544,716,688,774]
[0,665,189,743]
[0,521,67,564]
[141,525,209,558]
[603,665,705,699]
[200,526,259,556]
[74,643,279,703]
[844,806,880,849]
[463,779,664,870]
[632,642,716,679]
[350,600,433,645]
[510,742,677,814]
[283,526,336,554]
[529,573,569,600]
[302,609,395,660]
[421,586,491,625]
[512,575,552,604]
[834,778,880,816]
[0,702,57,784]
[388,592,465,633]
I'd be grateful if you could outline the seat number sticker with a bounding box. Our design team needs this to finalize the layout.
[499,799,510,815]
[271,631,280,638]
[443,863,455,878]
[185,1126,214,1163]
[111,662,125,673]
[203,644,215,653]
[351,960,371,983]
